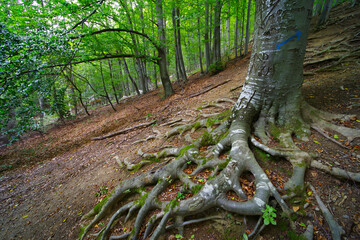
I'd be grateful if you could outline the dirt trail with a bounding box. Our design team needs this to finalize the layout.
[1,3,360,240]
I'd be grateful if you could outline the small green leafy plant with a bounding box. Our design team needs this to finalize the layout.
[177,192,185,199]
[95,186,108,197]
[175,234,194,240]
[261,204,277,225]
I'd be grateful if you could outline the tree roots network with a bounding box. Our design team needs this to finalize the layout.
[79,99,359,240]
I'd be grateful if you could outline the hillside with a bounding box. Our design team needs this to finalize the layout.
[0,3,359,240]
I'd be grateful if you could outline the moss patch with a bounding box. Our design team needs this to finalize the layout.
[200,132,216,146]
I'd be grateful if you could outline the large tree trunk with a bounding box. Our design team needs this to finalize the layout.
[156,0,174,98]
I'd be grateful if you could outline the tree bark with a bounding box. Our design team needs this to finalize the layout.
[240,0,245,56]
[197,7,204,74]
[234,0,240,57]
[108,60,120,104]
[122,58,141,96]
[226,1,231,54]
[156,0,174,98]
[318,0,332,26]
[204,0,211,72]
[172,7,187,82]
[244,0,252,55]
[212,0,222,63]
[99,61,116,111]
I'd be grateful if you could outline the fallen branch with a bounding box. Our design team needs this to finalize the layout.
[92,120,156,140]
[186,79,231,99]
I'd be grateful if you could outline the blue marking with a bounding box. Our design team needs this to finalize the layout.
[276,30,301,50]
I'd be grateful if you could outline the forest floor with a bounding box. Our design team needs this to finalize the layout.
[1,3,360,240]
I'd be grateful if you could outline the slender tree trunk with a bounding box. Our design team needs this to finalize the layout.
[235,0,240,57]
[204,0,211,72]
[120,0,148,94]
[197,12,204,75]
[240,0,245,56]
[156,0,174,98]
[63,69,90,116]
[108,60,119,104]
[99,62,116,111]
[226,1,231,54]
[122,58,141,96]
[69,65,78,116]
[172,7,187,82]
[318,0,332,26]
[176,8,187,82]
[244,0,252,55]
[315,0,324,15]
[212,0,222,63]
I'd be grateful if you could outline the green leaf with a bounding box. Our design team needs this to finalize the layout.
[333,134,339,139]
[300,222,306,227]
[243,233,248,240]
[264,218,270,225]
[313,140,321,145]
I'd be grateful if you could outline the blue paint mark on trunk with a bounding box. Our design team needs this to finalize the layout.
[276,30,301,50]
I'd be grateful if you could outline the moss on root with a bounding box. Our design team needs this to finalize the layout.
[200,132,216,146]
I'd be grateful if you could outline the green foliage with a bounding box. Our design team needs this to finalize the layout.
[261,204,277,225]
[95,186,108,197]
[218,156,231,171]
[178,144,195,157]
[200,131,216,146]
[137,192,149,206]
[208,61,225,75]
[93,195,110,215]
[191,184,203,194]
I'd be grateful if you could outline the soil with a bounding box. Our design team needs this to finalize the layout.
[1,3,359,240]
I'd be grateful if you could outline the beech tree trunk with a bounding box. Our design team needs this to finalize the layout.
[234,0,240,57]
[212,0,222,63]
[172,7,187,82]
[122,58,141,96]
[156,0,174,98]
[99,62,116,112]
[244,0,252,55]
[318,0,332,26]
[204,0,211,72]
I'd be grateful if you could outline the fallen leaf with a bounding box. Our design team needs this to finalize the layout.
[293,206,300,212]
[22,215,28,219]
[334,134,339,139]
[313,140,321,145]
[63,218,67,223]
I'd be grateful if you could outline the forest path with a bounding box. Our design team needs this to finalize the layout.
[0,3,359,240]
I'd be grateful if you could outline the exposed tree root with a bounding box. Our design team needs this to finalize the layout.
[80,99,359,240]
[310,185,345,240]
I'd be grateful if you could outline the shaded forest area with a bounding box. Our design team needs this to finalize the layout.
[1,1,360,240]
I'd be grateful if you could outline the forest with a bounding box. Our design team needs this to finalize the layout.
[1,0,360,240]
